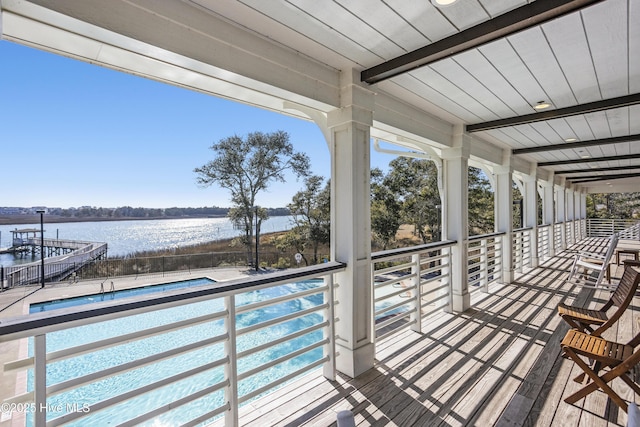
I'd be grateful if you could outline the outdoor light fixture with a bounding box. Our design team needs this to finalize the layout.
[431,0,458,7]
[533,101,552,110]
[565,137,577,142]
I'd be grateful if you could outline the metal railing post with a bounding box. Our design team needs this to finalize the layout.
[323,274,336,380]
[480,239,488,291]
[410,253,422,333]
[34,334,47,427]
[224,295,239,426]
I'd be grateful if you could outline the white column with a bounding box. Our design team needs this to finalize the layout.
[524,173,539,268]
[542,179,555,258]
[556,184,566,250]
[580,190,587,239]
[442,126,470,312]
[494,163,513,284]
[567,187,575,245]
[327,69,374,378]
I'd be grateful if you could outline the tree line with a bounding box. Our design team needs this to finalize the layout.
[42,206,290,219]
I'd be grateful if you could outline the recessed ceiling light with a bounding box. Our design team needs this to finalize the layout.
[565,138,577,142]
[581,155,591,159]
[431,0,458,6]
[534,101,552,110]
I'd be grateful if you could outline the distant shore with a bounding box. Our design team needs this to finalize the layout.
[0,215,223,226]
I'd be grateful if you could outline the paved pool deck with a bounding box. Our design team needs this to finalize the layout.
[0,267,257,320]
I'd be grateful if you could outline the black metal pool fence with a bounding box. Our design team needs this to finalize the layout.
[1,250,322,288]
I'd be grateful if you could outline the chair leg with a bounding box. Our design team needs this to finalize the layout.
[573,360,601,384]
[562,348,629,412]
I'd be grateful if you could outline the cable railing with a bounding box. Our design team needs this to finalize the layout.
[371,241,455,342]
[0,263,345,427]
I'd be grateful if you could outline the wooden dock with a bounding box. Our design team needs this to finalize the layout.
[1,234,108,287]
[210,249,638,426]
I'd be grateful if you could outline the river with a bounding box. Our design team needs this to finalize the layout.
[0,216,294,267]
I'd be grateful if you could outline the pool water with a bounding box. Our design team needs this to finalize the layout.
[29,277,216,313]
[26,279,325,427]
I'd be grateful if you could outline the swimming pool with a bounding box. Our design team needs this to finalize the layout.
[25,278,326,427]
[29,277,216,313]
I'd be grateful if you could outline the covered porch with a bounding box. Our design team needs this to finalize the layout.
[216,246,638,427]
[1,0,640,425]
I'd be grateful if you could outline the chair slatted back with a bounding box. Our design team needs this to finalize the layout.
[593,233,619,285]
[612,265,640,308]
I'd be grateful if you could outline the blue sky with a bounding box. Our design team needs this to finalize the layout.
[1,41,393,209]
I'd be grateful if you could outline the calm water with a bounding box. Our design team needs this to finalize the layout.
[0,216,293,267]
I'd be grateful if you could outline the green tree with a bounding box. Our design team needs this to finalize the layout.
[371,167,402,249]
[587,193,640,219]
[283,175,330,264]
[194,131,310,267]
[468,167,494,235]
[385,157,441,244]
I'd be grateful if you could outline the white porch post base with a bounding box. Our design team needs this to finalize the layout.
[335,342,376,379]
[451,290,471,313]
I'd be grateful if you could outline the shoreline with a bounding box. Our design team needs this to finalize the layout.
[0,214,226,226]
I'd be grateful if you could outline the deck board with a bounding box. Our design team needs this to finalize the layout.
[216,246,639,427]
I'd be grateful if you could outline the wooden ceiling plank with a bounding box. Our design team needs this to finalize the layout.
[384,0,456,42]
[335,0,428,52]
[479,0,529,18]
[429,58,509,120]
[435,0,489,30]
[632,105,640,134]
[508,26,577,109]
[631,0,640,93]
[546,118,581,143]
[193,0,351,69]
[605,108,631,137]
[583,110,613,140]
[582,0,629,99]
[410,66,499,121]
[288,0,401,60]
[478,38,547,111]
[238,0,381,65]
[453,48,532,116]
[542,9,599,104]
[389,74,486,123]
[487,127,536,150]
[528,121,563,145]
[563,115,596,141]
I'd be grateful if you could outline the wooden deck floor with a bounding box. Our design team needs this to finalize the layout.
[218,241,640,427]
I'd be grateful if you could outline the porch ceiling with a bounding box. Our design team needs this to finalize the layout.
[2,0,638,192]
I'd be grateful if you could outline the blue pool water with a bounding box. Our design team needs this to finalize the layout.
[26,278,326,427]
[29,277,216,313]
